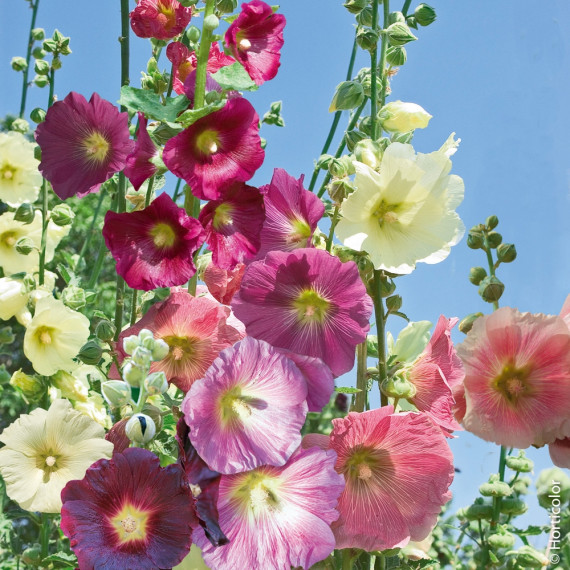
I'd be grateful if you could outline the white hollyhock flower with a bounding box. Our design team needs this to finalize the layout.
[378,100,432,133]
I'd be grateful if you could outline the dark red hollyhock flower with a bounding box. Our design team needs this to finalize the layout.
[225,0,286,86]
[130,0,192,41]
[163,97,264,200]
[124,112,158,191]
[61,448,198,569]
[102,192,205,291]
[35,92,133,200]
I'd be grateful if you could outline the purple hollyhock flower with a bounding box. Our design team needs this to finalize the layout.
[102,192,205,291]
[163,97,264,200]
[254,167,324,260]
[193,446,344,570]
[199,180,265,270]
[225,0,286,86]
[124,112,158,191]
[182,336,308,474]
[61,448,198,569]
[35,92,133,200]
[232,248,373,377]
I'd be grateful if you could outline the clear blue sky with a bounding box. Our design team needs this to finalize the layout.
[2,0,569,546]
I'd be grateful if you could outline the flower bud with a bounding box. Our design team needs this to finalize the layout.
[31,27,45,41]
[123,334,140,355]
[50,203,75,226]
[354,139,383,169]
[11,56,27,71]
[30,107,46,124]
[122,361,145,387]
[414,3,437,26]
[478,276,505,303]
[15,237,35,255]
[378,101,432,133]
[328,158,348,179]
[479,475,513,498]
[464,498,494,521]
[144,371,169,395]
[132,345,152,368]
[505,451,533,473]
[125,413,156,444]
[359,115,373,136]
[10,369,45,399]
[62,285,86,310]
[386,294,402,313]
[537,467,570,508]
[386,46,407,66]
[386,22,417,46]
[102,380,132,407]
[216,0,238,14]
[51,55,62,70]
[141,335,156,351]
[497,243,517,263]
[185,25,201,43]
[486,231,503,248]
[95,319,116,342]
[33,74,49,88]
[78,341,103,365]
[380,276,397,298]
[458,312,483,334]
[32,46,46,59]
[406,16,418,29]
[203,14,219,31]
[381,374,417,399]
[485,214,499,229]
[487,529,516,550]
[34,59,50,76]
[138,328,154,342]
[151,338,170,361]
[343,0,367,15]
[328,178,355,204]
[329,81,365,112]
[469,266,487,285]
[0,326,15,345]
[390,131,414,144]
[14,203,36,224]
[356,27,379,51]
[316,154,334,170]
[511,475,531,495]
[345,130,367,152]
[466,230,484,249]
[388,11,406,25]
[356,6,373,26]
[21,545,42,566]
[507,546,549,568]
[52,370,89,402]
[499,497,527,515]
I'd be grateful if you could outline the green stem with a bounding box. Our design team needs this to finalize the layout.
[119,0,130,105]
[172,178,183,202]
[130,289,138,325]
[325,206,339,252]
[166,61,175,98]
[75,189,107,272]
[19,0,40,118]
[40,513,50,559]
[353,341,368,412]
[193,0,216,110]
[370,0,380,140]
[145,176,155,208]
[492,445,508,525]
[373,270,389,406]
[402,0,412,17]
[87,237,106,289]
[483,237,500,311]
[341,550,354,570]
[378,0,390,109]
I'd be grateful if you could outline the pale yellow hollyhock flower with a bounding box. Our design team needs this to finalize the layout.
[336,135,465,274]
[378,100,432,133]
[174,546,211,570]
[0,399,114,513]
[74,392,112,429]
[24,296,90,376]
[0,131,42,207]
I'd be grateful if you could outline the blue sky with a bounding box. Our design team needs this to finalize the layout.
[2,0,569,546]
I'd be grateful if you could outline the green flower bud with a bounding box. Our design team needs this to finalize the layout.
[499,497,527,515]
[204,14,219,31]
[50,203,75,226]
[10,118,30,134]
[464,498,494,521]
[381,374,417,399]
[151,338,170,361]
[388,11,406,25]
[386,22,418,46]
[356,27,380,51]
[511,475,531,495]
[31,27,45,41]
[34,59,50,76]
[33,74,49,88]
[359,115,373,136]
[380,276,396,298]
[488,529,516,550]
[21,545,42,566]
[52,370,88,402]
[0,326,15,345]
[343,0,367,15]
[414,3,437,26]
[479,475,513,498]
[15,236,35,255]
[32,46,46,59]
[216,0,238,13]
[486,231,503,248]
[125,413,156,444]
[62,285,87,310]
[316,154,334,170]
[141,335,156,351]
[406,16,418,29]
[11,56,27,72]
[10,369,45,399]
[14,203,36,224]
[144,371,169,395]
[505,451,534,473]
[123,334,140,355]
[486,214,499,229]
[43,38,57,53]
[469,266,487,285]
[132,346,152,368]
[102,380,132,407]
[328,158,348,179]
[497,243,517,263]
[386,45,407,66]
[138,328,154,342]
[458,312,483,334]
[34,145,42,161]
[536,467,570,508]
[122,361,145,387]
[356,6,373,26]
[386,294,402,313]
[78,341,103,365]
[467,230,484,249]
[185,25,201,43]
[328,178,355,203]
[479,275,505,303]
[345,130,367,152]
[95,319,116,342]
[30,107,46,124]
[507,546,549,568]
[354,139,383,169]
[329,81,365,112]
[51,55,62,70]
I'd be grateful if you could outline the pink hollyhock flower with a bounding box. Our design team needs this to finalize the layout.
[232,248,373,377]
[549,437,570,469]
[254,168,325,261]
[225,0,286,86]
[123,112,158,191]
[195,283,246,338]
[560,294,570,329]
[183,336,308,474]
[102,192,205,291]
[114,289,242,392]
[193,446,344,570]
[35,92,133,200]
[303,407,454,551]
[203,262,245,305]
[199,181,265,269]
[163,97,264,200]
[130,0,192,41]
[457,307,570,449]
[61,448,197,569]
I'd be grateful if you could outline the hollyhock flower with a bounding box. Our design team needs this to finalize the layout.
[130,0,192,40]
[0,131,41,206]
[35,92,133,200]
[183,70,223,108]
[560,294,570,329]
[203,262,245,305]
[336,135,465,274]
[378,100,432,133]
[124,113,158,191]
[102,192,205,291]
[254,168,325,260]
[24,296,90,376]
[114,290,242,392]
[61,448,197,569]
[183,336,308,474]
[193,446,344,570]
[303,407,454,551]
[225,0,286,86]
[199,180,265,269]
[232,248,373,376]
[163,97,264,200]
[195,283,246,338]
[0,399,113,513]
[457,307,570,449]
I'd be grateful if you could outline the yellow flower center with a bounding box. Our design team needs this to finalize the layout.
[157,0,176,30]
[1,230,19,248]
[373,199,400,226]
[285,218,311,246]
[0,163,17,181]
[35,326,55,346]
[212,202,234,230]
[344,445,389,486]
[492,362,533,405]
[149,222,177,248]
[82,131,110,165]
[111,504,149,544]
[218,386,259,427]
[292,289,330,324]
[231,471,282,516]
[196,129,220,156]
[163,335,198,365]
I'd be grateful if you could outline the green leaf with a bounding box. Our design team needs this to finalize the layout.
[41,552,78,568]
[56,264,79,286]
[334,386,361,394]
[366,335,379,357]
[211,63,258,91]
[118,87,189,122]
[92,310,110,320]
[510,525,545,536]
[175,100,225,128]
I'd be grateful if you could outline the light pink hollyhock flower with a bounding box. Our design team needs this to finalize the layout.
[203,262,245,305]
[303,407,454,551]
[163,98,264,200]
[457,307,570,449]
[102,192,205,291]
[254,168,325,261]
[225,0,286,86]
[182,336,308,474]
[130,0,192,40]
[35,92,133,200]
[195,284,246,338]
[232,248,373,377]
[124,112,158,191]
[193,446,344,570]
[549,438,570,469]
[199,181,265,270]
[114,289,242,392]
[560,294,570,329]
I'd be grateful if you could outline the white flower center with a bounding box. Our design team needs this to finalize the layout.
[45,456,57,467]
[239,38,252,51]
[358,464,372,480]
[121,515,137,534]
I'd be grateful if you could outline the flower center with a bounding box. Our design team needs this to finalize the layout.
[1,230,19,248]
[45,456,57,467]
[212,202,234,230]
[149,222,177,249]
[358,464,373,480]
[1,163,17,181]
[35,326,55,346]
[121,516,137,534]
[238,38,252,51]
[286,218,311,247]
[162,335,199,368]
[492,362,533,405]
[293,289,330,324]
[157,0,176,30]
[111,504,149,544]
[196,129,220,156]
[373,199,400,226]
[344,445,385,485]
[231,471,282,516]
[219,386,259,427]
[82,131,110,165]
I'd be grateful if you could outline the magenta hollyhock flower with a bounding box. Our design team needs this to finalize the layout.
[193,445,344,570]
[130,0,192,40]
[254,168,325,261]
[232,248,373,377]
[35,92,133,200]
[114,289,242,392]
[457,307,570,449]
[182,336,308,474]
[102,192,205,291]
[199,180,265,269]
[225,0,286,86]
[124,112,158,191]
[203,262,245,305]
[303,407,454,551]
[61,448,197,569]
[163,97,264,200]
